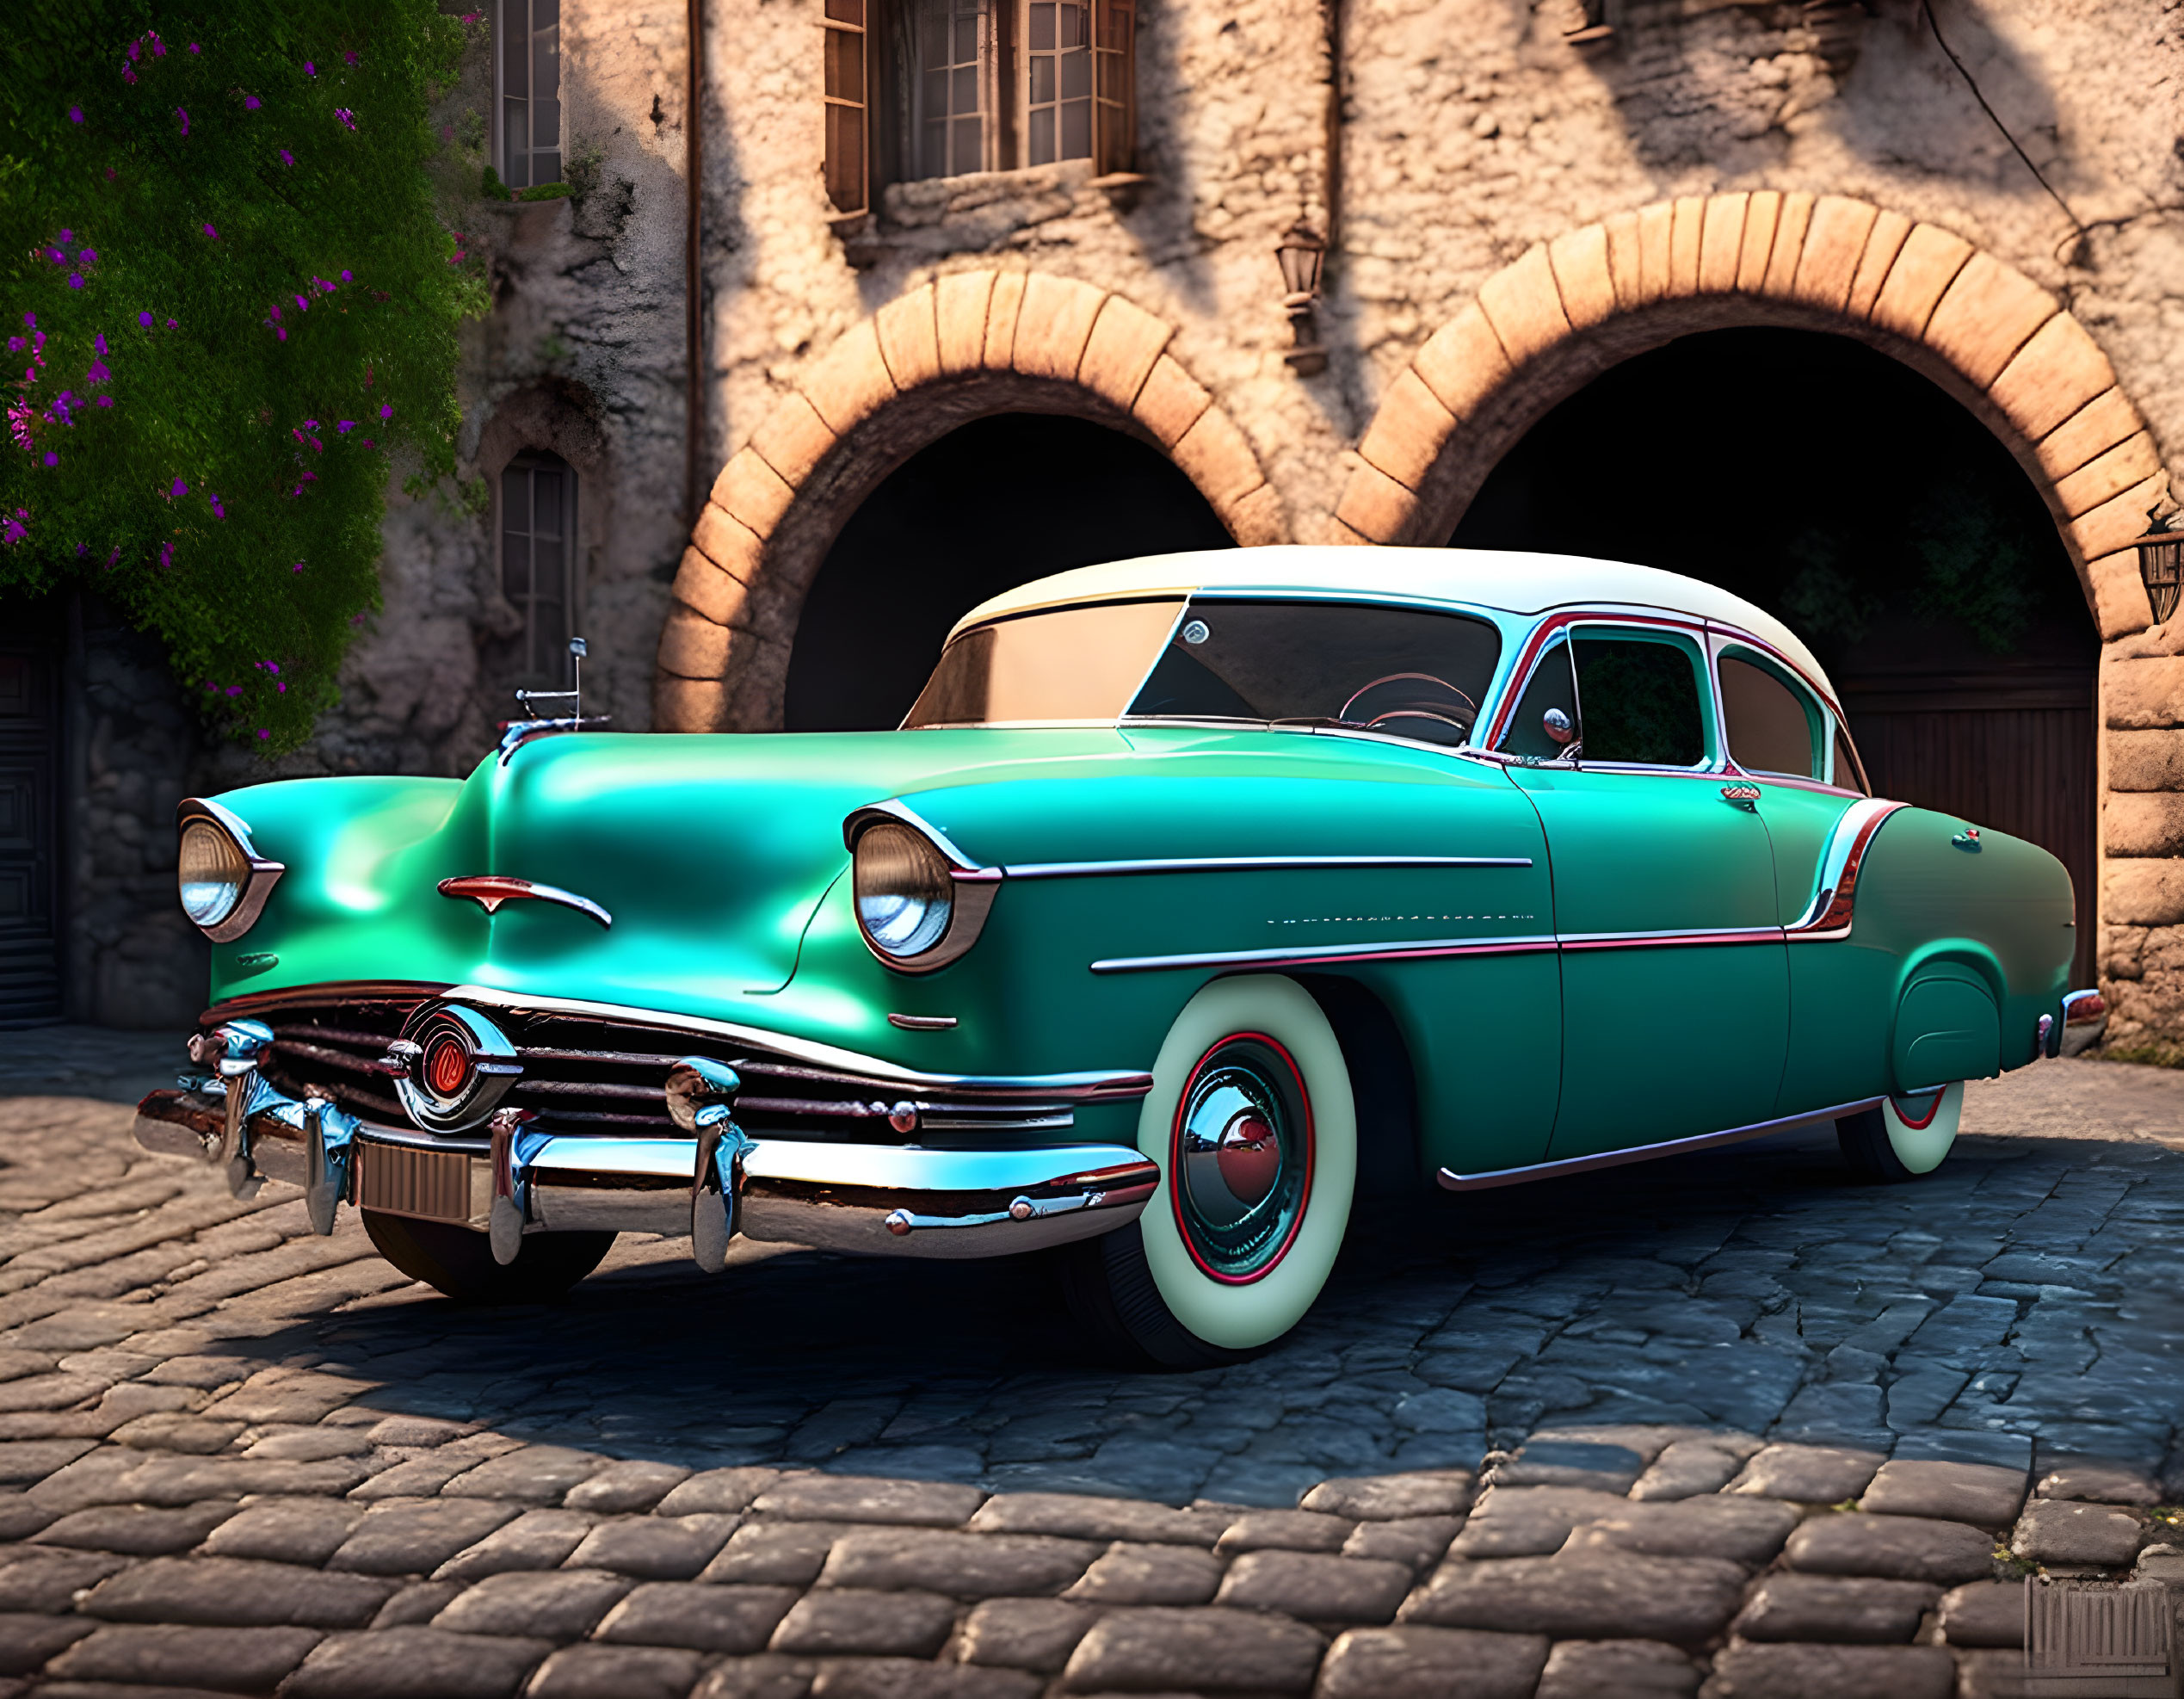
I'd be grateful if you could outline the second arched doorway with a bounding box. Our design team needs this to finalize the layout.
[1452,326,2099,983]
[785,413,1234,730]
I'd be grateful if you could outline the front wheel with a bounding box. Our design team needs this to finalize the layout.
[1836,1082,1964,1182]
[1058,975,1356,1368]
[362,1210,615,1304]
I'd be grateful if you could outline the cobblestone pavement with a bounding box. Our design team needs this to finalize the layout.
[0,1033,2180,1696]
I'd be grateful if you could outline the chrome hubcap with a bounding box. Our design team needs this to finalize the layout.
[1171,1034,1311,1282]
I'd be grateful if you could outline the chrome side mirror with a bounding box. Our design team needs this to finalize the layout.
[1542,707,1575,745]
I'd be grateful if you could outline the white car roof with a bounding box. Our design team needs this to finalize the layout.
[953,545,1835,701]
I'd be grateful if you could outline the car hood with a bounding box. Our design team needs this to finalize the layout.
[203,728,1138,1015]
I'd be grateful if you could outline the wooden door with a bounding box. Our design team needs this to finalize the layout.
[1842,656,2096,986]
[0,642,61,1025]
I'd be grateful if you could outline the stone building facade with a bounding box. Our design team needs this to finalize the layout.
[42,0,2184,1045]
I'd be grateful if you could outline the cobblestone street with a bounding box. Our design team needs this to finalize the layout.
[0,1034,2180,1696]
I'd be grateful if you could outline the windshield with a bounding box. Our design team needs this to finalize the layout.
[905,596,1503,745]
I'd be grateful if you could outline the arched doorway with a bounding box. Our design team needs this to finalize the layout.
[1452,326,2099,981]
[784,413,1233,731]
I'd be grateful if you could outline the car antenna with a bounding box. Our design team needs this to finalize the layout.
[501,636,608,763]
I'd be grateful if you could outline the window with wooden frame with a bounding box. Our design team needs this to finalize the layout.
[501,452,577,684]
[497,0,563,190]
[823,0,1134,216]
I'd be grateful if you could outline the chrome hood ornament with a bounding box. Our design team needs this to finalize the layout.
[499,635,612,763]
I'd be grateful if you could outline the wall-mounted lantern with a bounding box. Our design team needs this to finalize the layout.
[2136,507,2184,625]
[1275,221,1327,377]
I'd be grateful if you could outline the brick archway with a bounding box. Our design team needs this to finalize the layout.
[1335,193,2168,644]
[656,271,1284,733]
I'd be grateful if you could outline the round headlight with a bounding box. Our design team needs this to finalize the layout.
[179,819,250,928]
[854,823,955,958]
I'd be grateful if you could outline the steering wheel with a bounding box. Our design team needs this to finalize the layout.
[1336,673,1478,746]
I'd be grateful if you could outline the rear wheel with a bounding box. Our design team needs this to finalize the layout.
[1058,975,1355,1368]
[362,1210,614,1304]
[1836,1082,1965,1182]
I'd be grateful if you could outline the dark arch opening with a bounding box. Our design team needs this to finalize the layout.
[785,412,1235,731]
[1452,326,2098,982]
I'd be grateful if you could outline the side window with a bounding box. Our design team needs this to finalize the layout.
[502,451,577,684]
[1719,652,1820,778]
[497,0,562,191]
[1830,724,1871,795]
[1496,639,1579,760]
[1570,631,1707,767]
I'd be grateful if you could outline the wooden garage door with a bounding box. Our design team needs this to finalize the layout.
[0,644,60,1026]
[1841,658,2096,987]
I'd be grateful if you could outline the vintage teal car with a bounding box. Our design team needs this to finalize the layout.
[136,547,2099,1365]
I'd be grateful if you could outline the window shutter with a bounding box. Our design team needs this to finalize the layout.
[823,0,871,214]
[1091,0,1135,176]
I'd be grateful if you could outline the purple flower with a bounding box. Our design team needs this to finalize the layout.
[336,420,355,433]
[161,542,175,568]
[94,333,107,355]
[257,728,269,739]
[188,41,200,53]
[225,685,240,696]
[244,95,261,110]
[78,249,95,264]
[126,42,139,60]
[176,107,188,137]
[165,318,176,328]
[209,495,224,517]
[379,403,392,418]
[3,340,16,355]
[41,452,55,467]
[151,36,164,57]
[137,312,151,327]
[340,269,351,281]
[361,438,373,449]
[275,328,286,341]
[95,397,112,408]
[121,69,136,84]
[292,560,305,571]
[294,293,306,309]
[22,313,33,328]
[67,105,83,123]
[170,478,187,498]
[344,49,358,64]
[0,517,22,547]
[84,361,109,384]
[304,60,315,76]
[279,148,293,165]
[268,306,281,320]
[201,223,217,238]
[66,275,83,290]
[277,682,286,693]
[335,108,355,131]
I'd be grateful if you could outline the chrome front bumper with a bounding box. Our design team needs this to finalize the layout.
[133,1082,1160,1264]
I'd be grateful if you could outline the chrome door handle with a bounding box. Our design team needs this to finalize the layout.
[1721,784,1761,811]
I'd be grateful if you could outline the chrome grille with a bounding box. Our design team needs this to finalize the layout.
[356,1140,472,1222]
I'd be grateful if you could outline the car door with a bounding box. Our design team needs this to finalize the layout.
[1500,621,1790,1158]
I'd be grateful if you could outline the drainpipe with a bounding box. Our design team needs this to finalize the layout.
[684,0,705,527]
[1322,0,1342,265]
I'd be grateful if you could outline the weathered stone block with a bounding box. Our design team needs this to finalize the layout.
[935,269,997,374]
[433,1509,596,1582]
[1536,1637,1698,1698]
[1063,1540,1225,1605]
[1333,461,1419,546]
[1630,1440,1749,1501]
[1011,274,1106,382]
[282,1623,553,1699]
[2038,387,2138,484]
[2107,657,2184,729]
[1316,1625,1548,1698]
[818,1528,1097,1597]
[956,1596,1097,1671]
[1225,479,1287,547]
[526,1642,704,1699]
[678,535,755,625]
[1868,223,1974,342]
[45,1622,324,1690]
[563,1461,690,1517]
[1736,191,1782,293]
[83,1554,398,1628]
[1668,196,1706,297]
[1449,1486,1632,1558]
[1061,1605,1326,1694]
[1302,1473,1474,1522]
[1697,193,1748,294]
[2011,1498,2146,1566]
[1548,223,1616,329]
[1563,1496,1801,1566]
[798,319,897,436]
[1216,1548,1411,1622]
[1759,192,1814,297]
[1635,201,1675,304]
[1860,1460,2027,1530]
[711,449,797,541]
[1357,370,1454,492]
[749,393,838,491]
[1478,244,1571,367]
[2103,792,2184,857]
[656,602,737,679]
[1782,1512,1993,1584]
[1940,1579,2024,1646]
[0,1610,94,1676]
[1411,303,1514,422]
[655,1467,780,1517]
[1175,407,1268,516]
[873,284,941,390]
[1217,1509,1353,1554]
[1603,209,1644,306]
[1402,1552,1748,1643]
[1927,252,2058,389]
[1342,1516,1462,1571]
[1726,1443,1883,1503]
[1989,312,2119,443]
[0,1545,128,1611]
[983,269,1029,369]
[1790,195,1879,312]
[970,1493,1226,1546]
[651,674,730,734]
[2093,546,2158,641]
[204,1498,367,1566]
[595,1581,799,1653]
[2058,431,2162,520]
[700,1520,852,1585]
[1130,353,1213,448]
[1077,293,1172,411]
[433,1568,632,1641]
[1730,1573,1939,1643]
[767,1586,958,1657]
[753,1474,983,1528]
[33,1498,236,1555]
[567,1512,738,1579]
[1847,209,1912,319]
[1701,1642,1953,1699]
[330,1500,523,1577]
[2036,1460,2162,1505]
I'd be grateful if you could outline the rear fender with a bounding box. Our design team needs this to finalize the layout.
[1890,942,2004,1093]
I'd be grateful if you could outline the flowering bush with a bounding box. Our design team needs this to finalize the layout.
[0,3,485,749]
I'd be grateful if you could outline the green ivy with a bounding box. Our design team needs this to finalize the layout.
[0,3,486,750]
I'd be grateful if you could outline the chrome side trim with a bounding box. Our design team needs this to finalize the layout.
[1558,924,1784,951]
[842,798,984,869]
[888,1013,959,1031]
[1092,933,1558,974]
[1438,1097,1886,1191]
[438,875,612,928]
[430,985,1156,1101]
[178,798,287,944]
[1786,799,1909,940]
[1003,855,1534,878]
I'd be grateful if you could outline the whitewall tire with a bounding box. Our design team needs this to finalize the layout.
[1836,1081,1964,1182]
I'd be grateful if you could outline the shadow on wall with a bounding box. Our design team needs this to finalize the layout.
[1570,0,2063,190]
[782,412,1235,731]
